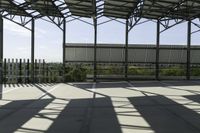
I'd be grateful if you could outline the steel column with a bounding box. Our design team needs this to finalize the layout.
[0,16,3,84]
[125,19,129,80]
[156,20,160,80]
[94,17,97,82]
[187,20,191,80]
[31,19,35,83]
[93,0,97,82]
[63,19,66,82]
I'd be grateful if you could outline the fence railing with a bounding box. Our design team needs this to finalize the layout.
[1,59,63,84]
[1,58,200,83]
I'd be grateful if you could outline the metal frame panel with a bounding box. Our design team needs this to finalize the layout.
[0,0,30,16]
[1,0,200,21]
[64,0,93,18]
[104,0,138,19]
[139,0,200,20]
[25,0,63,17]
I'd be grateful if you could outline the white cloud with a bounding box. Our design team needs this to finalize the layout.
[38,45,46,49]
[17,47,28,51]
[4,20,46,38]
[5,21,30,37]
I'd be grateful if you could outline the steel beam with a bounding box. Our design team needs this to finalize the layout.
[156,20,160,80]
[63,19,66,82]
[187,20,191,80]
[0,16,3,84]
[125,19,129,80]
[31,19,35,83]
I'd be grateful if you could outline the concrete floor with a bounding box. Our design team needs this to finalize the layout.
[0,81,200,133]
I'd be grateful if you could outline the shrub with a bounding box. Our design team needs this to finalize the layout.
[64,65,87,82]
[191,68,200,76]
[128,66,154,75]
[160,67,185,76]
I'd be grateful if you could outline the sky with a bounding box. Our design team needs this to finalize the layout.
[3,17,200,62]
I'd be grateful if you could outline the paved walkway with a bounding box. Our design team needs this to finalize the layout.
[0,81,200,133]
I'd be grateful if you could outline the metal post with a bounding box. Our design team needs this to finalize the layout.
[42,59,45,83]
[31,19,35,83]
[27,59,30,83]
[93,0,97,82]
[63,19,66,82]
[0,16,3,84]
[19,59,22,83]
[35,59,37,83]
[4,59,6,84]
[187,20,191,80]
[93,18,97,82]
[156,20,160,80]
[125,19,129,80]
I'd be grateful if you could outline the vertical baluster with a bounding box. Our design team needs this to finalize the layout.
[27,59,30,84]
[47,64,49,83]
[35,59,37,83]
[19,59,22,83]
[15,59,18,83]
[38,59,41,83]
[42,59,45,83]
[3,58,6,84]
[7,59,10,83]
[23,59,25,83]
[11,59,14,84]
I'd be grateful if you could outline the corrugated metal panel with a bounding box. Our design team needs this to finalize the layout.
[65,44,200,64]
[191,50,200,63]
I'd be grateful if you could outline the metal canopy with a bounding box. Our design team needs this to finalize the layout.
[25,0,62,17]
[104,0,138,19]
[0,0,30,16]
[64,0,93,18]
[1,0,200,20]
[140,0,200,20]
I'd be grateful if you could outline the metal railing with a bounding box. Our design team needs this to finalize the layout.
[1,58,63,84]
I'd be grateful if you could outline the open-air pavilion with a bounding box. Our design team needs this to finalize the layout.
[1,0,200,133]
[1,0,200,82]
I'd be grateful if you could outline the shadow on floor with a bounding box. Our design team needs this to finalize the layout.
[0,96,122,133]
[46,97,122,133]
[33,84,56,99]
[0,84,2,99]
[71,82,129,90]
[0,99,53,133]
[72,80,200,90]
[184,95,200,104]
[71,83,94,90]
[128,95,200,133]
